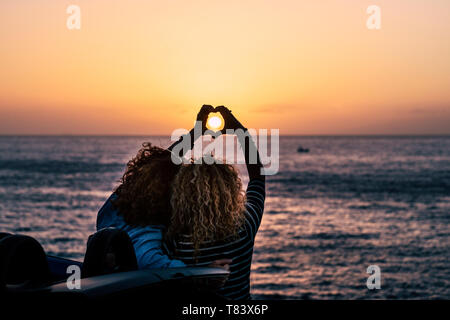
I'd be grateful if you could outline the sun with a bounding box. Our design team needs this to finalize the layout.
[206,114,224,131]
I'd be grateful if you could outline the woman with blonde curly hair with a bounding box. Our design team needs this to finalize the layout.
[166,106,266,300]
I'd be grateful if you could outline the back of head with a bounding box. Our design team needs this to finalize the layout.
[168,162,246,250]
[113,143,179,227]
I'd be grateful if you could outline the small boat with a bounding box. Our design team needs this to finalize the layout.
[297,146,309,153]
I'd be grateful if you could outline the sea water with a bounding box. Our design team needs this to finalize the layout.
[0,135,449,299]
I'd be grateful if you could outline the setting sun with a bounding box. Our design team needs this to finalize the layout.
[206,114,224,131]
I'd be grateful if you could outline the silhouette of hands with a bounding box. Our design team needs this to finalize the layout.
[195,105,244,135]
[196,104,215,134]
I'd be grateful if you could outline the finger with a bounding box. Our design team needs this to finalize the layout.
[200,104,214,114]
[210,264,230,272]
[198,105,214,123]
[214,259,233,264]
[215,106,229,114]
[213,259,233,265]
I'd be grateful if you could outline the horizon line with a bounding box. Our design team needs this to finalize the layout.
[1,133,450,137]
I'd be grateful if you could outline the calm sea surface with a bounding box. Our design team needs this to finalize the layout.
[0,136,449,299]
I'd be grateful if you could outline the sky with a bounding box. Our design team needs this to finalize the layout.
[0,0,449,135]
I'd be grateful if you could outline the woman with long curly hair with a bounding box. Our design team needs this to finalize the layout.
[166,106,266,300]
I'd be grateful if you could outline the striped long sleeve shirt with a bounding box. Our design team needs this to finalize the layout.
[166,178,266,300]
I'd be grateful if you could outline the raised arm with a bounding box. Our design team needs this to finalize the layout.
[216,106,265,239]
[216,106,265,182]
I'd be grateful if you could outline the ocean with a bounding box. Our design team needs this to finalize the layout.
[0,135,449,299]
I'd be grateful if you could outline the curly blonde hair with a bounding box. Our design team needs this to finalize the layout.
[168,163,246,252]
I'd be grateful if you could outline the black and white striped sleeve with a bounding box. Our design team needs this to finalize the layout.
[244,179,266,239]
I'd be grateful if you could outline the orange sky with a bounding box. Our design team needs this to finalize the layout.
[1,0,449,135]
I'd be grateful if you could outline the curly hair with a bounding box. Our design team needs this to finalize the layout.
[113,143,179,227]
[167,162,246,253]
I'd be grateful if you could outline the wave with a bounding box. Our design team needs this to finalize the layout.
[0,159,123,175]
[269,170,450,197]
